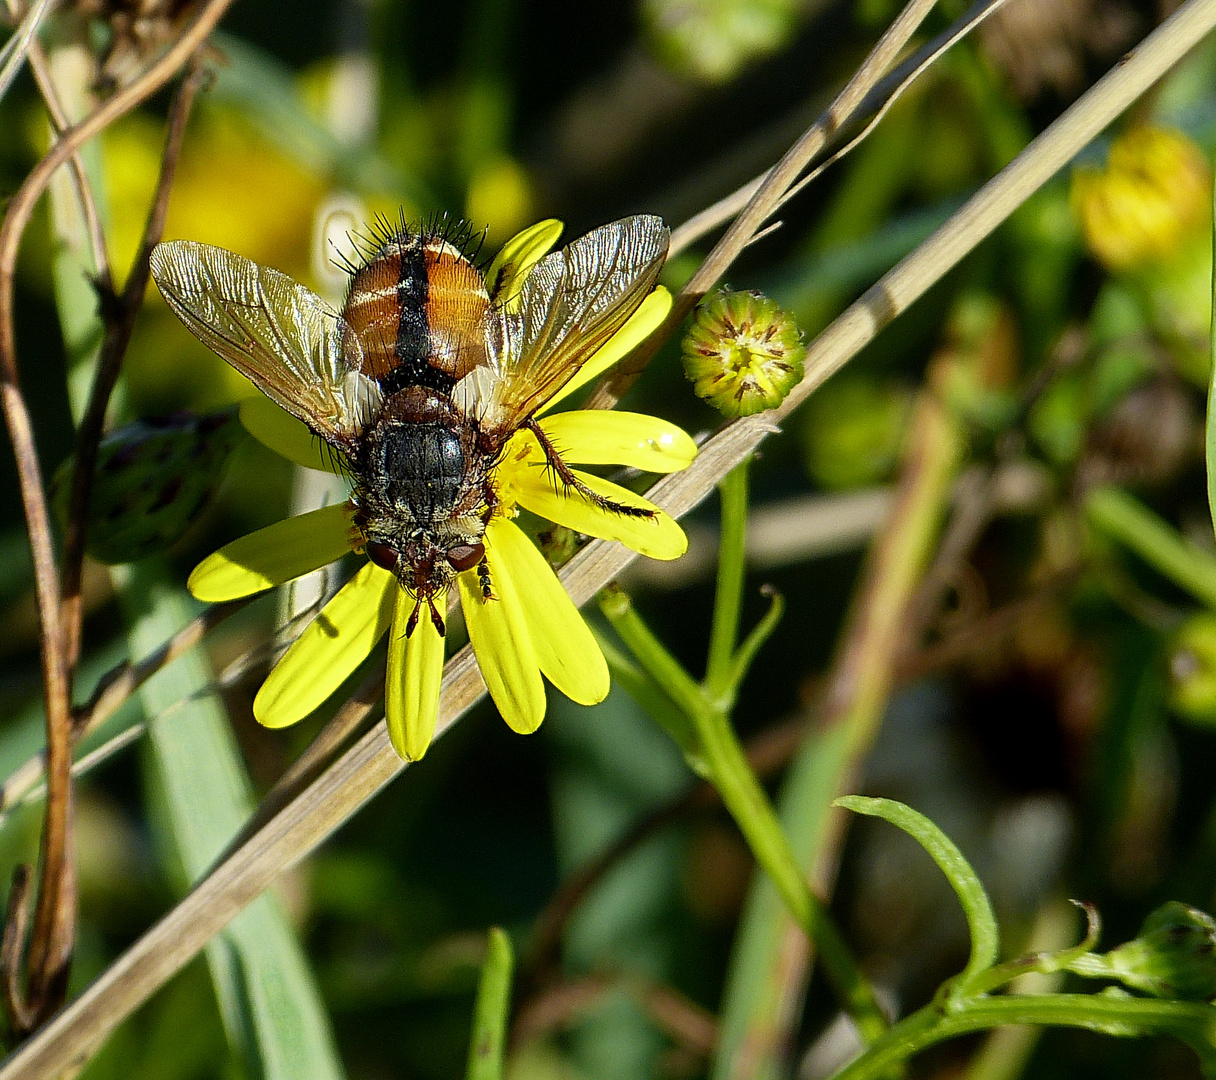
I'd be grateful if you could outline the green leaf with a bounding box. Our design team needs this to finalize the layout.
[123,561,346,1080]
[466,928,514,1080]
[1087,486,1216,609]
[835,796,999,989]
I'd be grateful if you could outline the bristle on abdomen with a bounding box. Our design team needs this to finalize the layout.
[340,226,490,396]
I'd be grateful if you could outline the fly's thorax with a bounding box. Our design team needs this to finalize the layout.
[353,407,494,597]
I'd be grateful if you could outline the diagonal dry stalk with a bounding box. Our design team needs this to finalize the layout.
[2,0,1213,1068]
[585,0,941,410]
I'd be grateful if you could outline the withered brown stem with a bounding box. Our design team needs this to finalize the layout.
[0,0,235,1037]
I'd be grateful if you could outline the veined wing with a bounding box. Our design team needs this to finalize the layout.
[466,215,669,437]
[150,241,381,447]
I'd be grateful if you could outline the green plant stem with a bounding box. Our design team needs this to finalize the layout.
[727,588,785,695]
[693,705,888,1044]
[706,462,750,702]
[467,928,513,1080]
[1087,486,1216,609]
[830,994,1216,1080]
[715,372,963,1080]
[600,588,888,1044]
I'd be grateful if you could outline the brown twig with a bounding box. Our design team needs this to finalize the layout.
[24,39,113,293]
[511,973,718,1060]
[59,58,208,675]
[583,0,940,410]
[0,868,33,1039]
[0,0,235,1037]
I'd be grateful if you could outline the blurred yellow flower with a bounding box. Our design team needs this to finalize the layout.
[1072,126,1211,273]
[188,221,693,761]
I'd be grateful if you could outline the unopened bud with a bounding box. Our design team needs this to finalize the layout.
[53,409,245,564]
[683,290,804,418]
[1072,127,1211,273]
[1169,614,1216,725]
[1070,902,1216,1001]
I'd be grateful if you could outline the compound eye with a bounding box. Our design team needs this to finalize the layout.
[446,542,485,573]
[366,542,399,572]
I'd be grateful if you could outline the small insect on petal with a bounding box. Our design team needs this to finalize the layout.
[512,469,687,561]
[484,518,609,705]
[459,532,546,734]
[254,562,396,728]
[386,587,446,761]
[539,286,673,414]
[188,502,357,603]
[239,396,344,474]
[534,411,697,473]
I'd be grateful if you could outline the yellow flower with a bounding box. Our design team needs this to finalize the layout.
[1072,126,1211,273]
[188,221,695,761]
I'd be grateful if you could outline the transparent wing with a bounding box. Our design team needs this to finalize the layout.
[468,215,669,436]
[150,241,380,446]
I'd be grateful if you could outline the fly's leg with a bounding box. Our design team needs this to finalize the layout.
[477,559,495,601]
[524,419,656,519]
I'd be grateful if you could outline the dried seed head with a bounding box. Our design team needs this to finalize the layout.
[682,290,804,418]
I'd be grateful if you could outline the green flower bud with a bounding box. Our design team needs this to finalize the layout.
[1072,903,1216,1001]
[683,290,804,418]
[1169,614,1216,726]
[643,0,797,83]
[52,408,246,564]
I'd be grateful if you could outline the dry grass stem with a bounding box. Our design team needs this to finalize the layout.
[588,0,941,408]
[25,39,113,289]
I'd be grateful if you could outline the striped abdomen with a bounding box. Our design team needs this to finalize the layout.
[342,233,490,396]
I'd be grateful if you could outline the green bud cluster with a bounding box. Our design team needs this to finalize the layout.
[52,408,246,564]
[1069,902,1216,1002]
[682,290,805,418]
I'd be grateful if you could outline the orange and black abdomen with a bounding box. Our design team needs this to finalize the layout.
[342,232,489,397]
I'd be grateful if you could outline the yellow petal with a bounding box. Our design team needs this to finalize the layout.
[513,468,687,561]
[458,528,546,733]
[188,503,355,602]
[535,411,697,473]
[539,286,672,414]
[487,518,608,705]
[385,587,446,761]
[254,562,395,728]
[239,396,344,474]
[485,218,563,309]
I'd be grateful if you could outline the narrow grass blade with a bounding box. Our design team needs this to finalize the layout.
[1087,486,1216,608]
[466,928,514,1080]
[122,562,346,1080]
[1207,162,1216,538]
